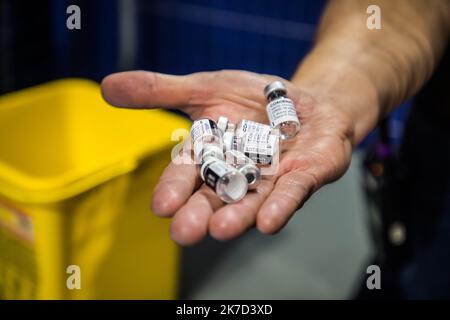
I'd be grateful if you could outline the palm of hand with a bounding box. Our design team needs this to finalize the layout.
[101,70,353,245]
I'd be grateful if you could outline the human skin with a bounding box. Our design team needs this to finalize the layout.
[101,0,450,245]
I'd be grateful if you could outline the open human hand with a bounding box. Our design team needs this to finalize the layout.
[101,70,354,245]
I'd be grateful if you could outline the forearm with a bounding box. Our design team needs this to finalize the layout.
[292,0,450,144]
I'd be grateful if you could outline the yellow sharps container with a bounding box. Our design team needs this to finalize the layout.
[0,79,190,299]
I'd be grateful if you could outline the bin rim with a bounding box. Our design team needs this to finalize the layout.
[0,78,190,204]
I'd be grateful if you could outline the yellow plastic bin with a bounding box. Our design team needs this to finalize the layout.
[0,79,190,299]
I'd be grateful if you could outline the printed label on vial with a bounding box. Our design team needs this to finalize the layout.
[190,119,216,142]
[266,97,299,128]
[242,134,278,165]
[244,152,272,165]
[237,120,272,138]
[242,133,276,156]
[204,162,230,189]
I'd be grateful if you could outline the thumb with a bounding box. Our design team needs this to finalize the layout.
[101,70,195,109]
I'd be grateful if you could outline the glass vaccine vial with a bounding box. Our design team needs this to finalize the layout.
[264,81,300,140]
[201,145,225,163]
[225,149,261,190]
[222,123,238,152]
[217,116,229,134]
[190,118,224,163]
[234,119,279,165]
[235,119,273,139]
[200,157,248,203]
[240,132,279,165]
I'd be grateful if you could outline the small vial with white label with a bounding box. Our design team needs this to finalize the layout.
[222,123,238,152]
[240,132,279,165]
[233,119,279,164]
[264,81,300,140]
[190,118,224,163]
[225,150,261,190]
[200,158,248,203]
[201,145,225,162]
[217,116,229,134]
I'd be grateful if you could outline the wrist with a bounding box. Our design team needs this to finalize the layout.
[291,49,382,145]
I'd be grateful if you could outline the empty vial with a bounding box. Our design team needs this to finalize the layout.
[201,144,225,162]
[235,119,272,139]
[264,81,300,140]
[240,132,279,165]
[224,121,279,165]
[222,122,238,152]
[200,157,248,203]
[225,150,261,190]
[190,118,223,163]
[222,131,235,153]
[217,116,229,134]
[234,119,279,164]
